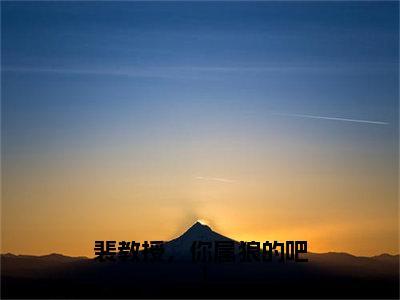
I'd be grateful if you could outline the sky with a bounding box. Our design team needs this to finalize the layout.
[1,1,399,257]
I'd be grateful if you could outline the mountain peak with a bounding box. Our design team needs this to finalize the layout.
[189,221,212,232]
[164,221,234,260]
[166,221,232,247]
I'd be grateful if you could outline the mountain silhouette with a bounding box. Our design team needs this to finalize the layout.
[1,222,399,298]
[164,221,235,260]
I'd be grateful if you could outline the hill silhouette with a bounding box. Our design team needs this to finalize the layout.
[2,222,399,298]
[164,221,235,260]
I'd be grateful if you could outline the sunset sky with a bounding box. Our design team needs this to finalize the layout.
[2,1,398,257]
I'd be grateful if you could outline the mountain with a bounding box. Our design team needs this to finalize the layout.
[169,221,233,243]
[164,221,235,260]
[1,222,399,298]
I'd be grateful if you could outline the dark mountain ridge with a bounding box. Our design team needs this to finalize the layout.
[3,222,397,262]
[2,222,399,298]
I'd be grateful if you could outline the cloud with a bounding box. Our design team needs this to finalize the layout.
[195,176,236,183]
[272,112,388,126]
[2,66,180,79]
[4,61,391,80]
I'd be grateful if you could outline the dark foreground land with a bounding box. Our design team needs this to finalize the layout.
[2,223,399,298]
[1,252,399,299]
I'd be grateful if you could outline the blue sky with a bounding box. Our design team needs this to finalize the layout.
[3,2,398,147]
[1,1,399,255]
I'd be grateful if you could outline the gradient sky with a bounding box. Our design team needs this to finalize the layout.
[1,1,399,257]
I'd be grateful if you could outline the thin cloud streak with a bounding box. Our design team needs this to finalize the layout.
[1,65,304,76]
[195,176,236,183]
[2,66,179,79]
[272,112,389,125]
[4,61,392,79]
